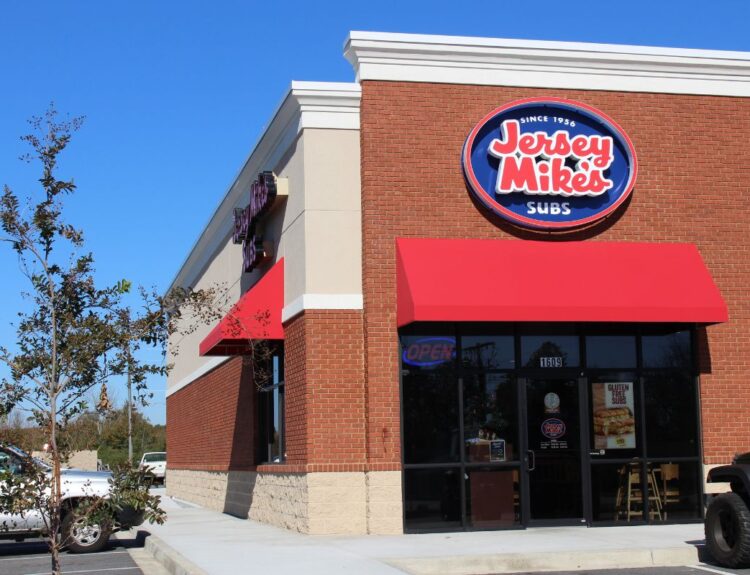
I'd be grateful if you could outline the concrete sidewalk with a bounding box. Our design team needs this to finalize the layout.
[132,492,708,575]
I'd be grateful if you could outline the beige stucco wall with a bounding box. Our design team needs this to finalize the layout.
[166,135,300,393]
[167,236,243,387]
[281,128,362,309]
[275,134,306,306]
[301,129,362,298]
[168,127,362,395]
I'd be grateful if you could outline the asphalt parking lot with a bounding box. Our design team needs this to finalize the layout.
[0,534,146,575]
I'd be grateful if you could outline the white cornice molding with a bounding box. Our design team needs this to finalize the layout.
[344,31,750,97]
[281,293,364,323]
[169,82,361,293]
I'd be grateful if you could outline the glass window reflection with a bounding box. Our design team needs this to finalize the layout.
[587,336,636,368]
[591,463,644,522]
[642,330,691,369]
[463,374,518,462]
[521,335,579,368]
[649,461,701,521]
[402,369,460,464]
[404,468,462,531]
[644,373,699,457]
[461,335,514,370]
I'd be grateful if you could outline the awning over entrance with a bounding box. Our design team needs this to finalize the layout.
[396,238,728,327]
[199,258,284,356]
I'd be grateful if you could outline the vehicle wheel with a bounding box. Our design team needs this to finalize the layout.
[61,511,112,554]
[705,492,750,567]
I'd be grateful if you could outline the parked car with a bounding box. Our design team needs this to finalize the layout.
[705,452,750,567]
[138,452,166,484]
[0,443,144,553]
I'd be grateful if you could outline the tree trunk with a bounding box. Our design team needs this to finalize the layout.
[127,345,133,465]
[49,398,62,574]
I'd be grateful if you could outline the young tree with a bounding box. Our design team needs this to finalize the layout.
[0,106,221,574]
[0,107,129,572]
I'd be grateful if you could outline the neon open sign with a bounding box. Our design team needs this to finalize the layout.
[462,98,637,230]
[402,337,456,367]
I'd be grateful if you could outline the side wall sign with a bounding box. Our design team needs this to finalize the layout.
[233,171,277,273]
[462,98,637,230]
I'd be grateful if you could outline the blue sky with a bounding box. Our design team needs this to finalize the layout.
[1,0,748,425]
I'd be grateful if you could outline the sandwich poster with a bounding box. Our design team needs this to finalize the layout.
[592,382,636,449]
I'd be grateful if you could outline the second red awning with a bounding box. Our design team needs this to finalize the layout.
[199,258,284,356]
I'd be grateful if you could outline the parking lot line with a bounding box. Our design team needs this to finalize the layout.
[690,565,734,575]
[23,567,140,575]
[0,550,129,563]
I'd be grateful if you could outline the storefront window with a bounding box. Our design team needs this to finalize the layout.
[401,334,459,464]
[642,329,691,369]
[259,349,285,463]
[460,327,514,370]
[648,461,702,522]
[591,463,644,522]
[586,336,637,368]
[403,468,461,530]
[644,372,699,457]
[400,323,700,531]
[521,334,579,368]
[463,373,518,463]
[402,369,459,464]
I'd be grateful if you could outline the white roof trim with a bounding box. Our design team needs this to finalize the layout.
[344,31,750,97]
[169,82,361,293]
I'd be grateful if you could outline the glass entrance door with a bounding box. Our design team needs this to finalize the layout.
[524,377,584,523]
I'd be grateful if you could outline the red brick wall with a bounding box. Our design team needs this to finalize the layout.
[274,310,367,472]
[167,356,256,471]
[359,81,750,466]
[168,311,367,473]
[283,313,308,464]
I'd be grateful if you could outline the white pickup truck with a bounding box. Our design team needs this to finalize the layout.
[0,443,144,553]
[138,452,166,484]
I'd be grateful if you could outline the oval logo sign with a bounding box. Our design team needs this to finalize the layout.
[462,98,637,230]
[402,337,456,367]
[541,418,567,439]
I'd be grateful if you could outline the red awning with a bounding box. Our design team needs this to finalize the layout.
[396,239,727,327]
[199,258,284,356]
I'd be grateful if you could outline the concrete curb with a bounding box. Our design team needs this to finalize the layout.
[383,545,702,575]
[144,533,209,575]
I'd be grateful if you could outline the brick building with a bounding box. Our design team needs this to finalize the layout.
[166,32,750,534]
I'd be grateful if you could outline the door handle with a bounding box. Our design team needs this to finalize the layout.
[527,449,536,471]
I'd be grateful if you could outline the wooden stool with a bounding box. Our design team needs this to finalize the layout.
[615,463,663,521]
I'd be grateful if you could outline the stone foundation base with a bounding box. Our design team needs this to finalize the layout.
[166,469,402,534]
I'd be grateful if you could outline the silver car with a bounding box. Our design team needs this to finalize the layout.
[0,443,144,553]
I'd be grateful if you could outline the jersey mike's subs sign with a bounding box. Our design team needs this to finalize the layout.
[462,98,637,230]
